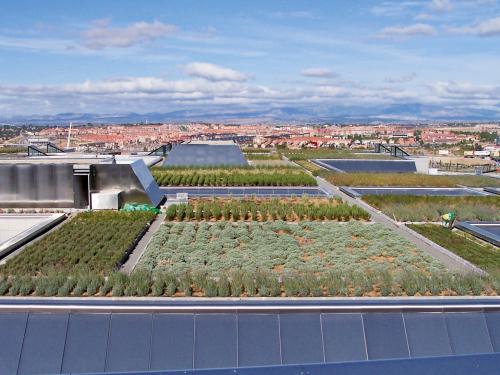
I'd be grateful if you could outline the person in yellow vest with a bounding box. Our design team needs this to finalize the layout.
[441,212,456,229]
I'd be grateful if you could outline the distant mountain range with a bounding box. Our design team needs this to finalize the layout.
[1,103,499,125]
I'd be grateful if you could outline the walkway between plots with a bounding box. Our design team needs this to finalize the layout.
[316,177,483,275]
[121,213,165,274]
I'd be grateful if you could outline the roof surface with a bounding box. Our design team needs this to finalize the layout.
[313,159,417,173]
[1,298,499,375]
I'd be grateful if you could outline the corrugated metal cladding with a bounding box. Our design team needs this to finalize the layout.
[1,311,500,374]
[162,144,248,167]
[314,159,417,173]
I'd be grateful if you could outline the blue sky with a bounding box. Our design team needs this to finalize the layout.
[0,0,499,118]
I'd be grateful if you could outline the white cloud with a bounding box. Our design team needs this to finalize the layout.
[301,68,337,78]
[1,75,499,118]
[385,72,417,83]
[448,16,500,36]
[378,23,436,37]
[82,20,178,49]
[429,0,453,12]
[184,62,248,81]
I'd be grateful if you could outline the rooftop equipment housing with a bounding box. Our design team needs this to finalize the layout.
[0,155,163,209]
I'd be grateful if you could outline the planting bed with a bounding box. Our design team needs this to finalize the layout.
[244,153,281,160]
[151,165,317,187]
[325,172,500,188]
[136,221,444,277]
[408,224,500,274]
[0,211,155,276]
[363,195,500,222]
[161,186,326,197]
[164,197,370,221]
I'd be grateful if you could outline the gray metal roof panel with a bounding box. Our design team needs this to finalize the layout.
[2,300,500,375]
[61,313,110,374]
[279,313,324,365]
[446,312,494,355]
[17,313,68,375]
[404,312,452,358]
[322,313,367,362]
[363,313,410,360]
[237,313,281,367]
[194,314,238,369]
[105,314,152,372]
[150,314,194,371]
[163,144,248,167]
[313,159,417,173]
[0,312,28,375]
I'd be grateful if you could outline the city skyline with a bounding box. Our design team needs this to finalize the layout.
[1,0,500,120]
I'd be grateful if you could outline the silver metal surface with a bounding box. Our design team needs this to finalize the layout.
[0,164,75,208]
[90,160,163,207]
[91,191,121,210]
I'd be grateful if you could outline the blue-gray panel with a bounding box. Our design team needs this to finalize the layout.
[114,353,500,375]
[0,313,27,375]
[485,312,500,352]
[106,314,152,372]
[476,225,500,237]
[194,314,237,369]
[61,313,110,374]
[243,188,260,195]
[18,313,68,375]
[150,314,194,371]
[238,314,281,367]
[315,159,416,173]
[228,188,245,195]
[279,313,324,365]
[322,313,367,362]
[446,313,493,355]
[363,313,409,360]
[212,188,228,195]
[404,313,452,357]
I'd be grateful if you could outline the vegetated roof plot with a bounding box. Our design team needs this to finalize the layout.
[407,224,500,274]
[325,173,500,188]
[313,159,417,173]
[0,211,155,276]
[343,187,487,197]
[363,195,500,222]
[152,166,317,187]
[160,187,326,197]
[136,221,445,277]
[163,197,370,222]
[163,144,248,167]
